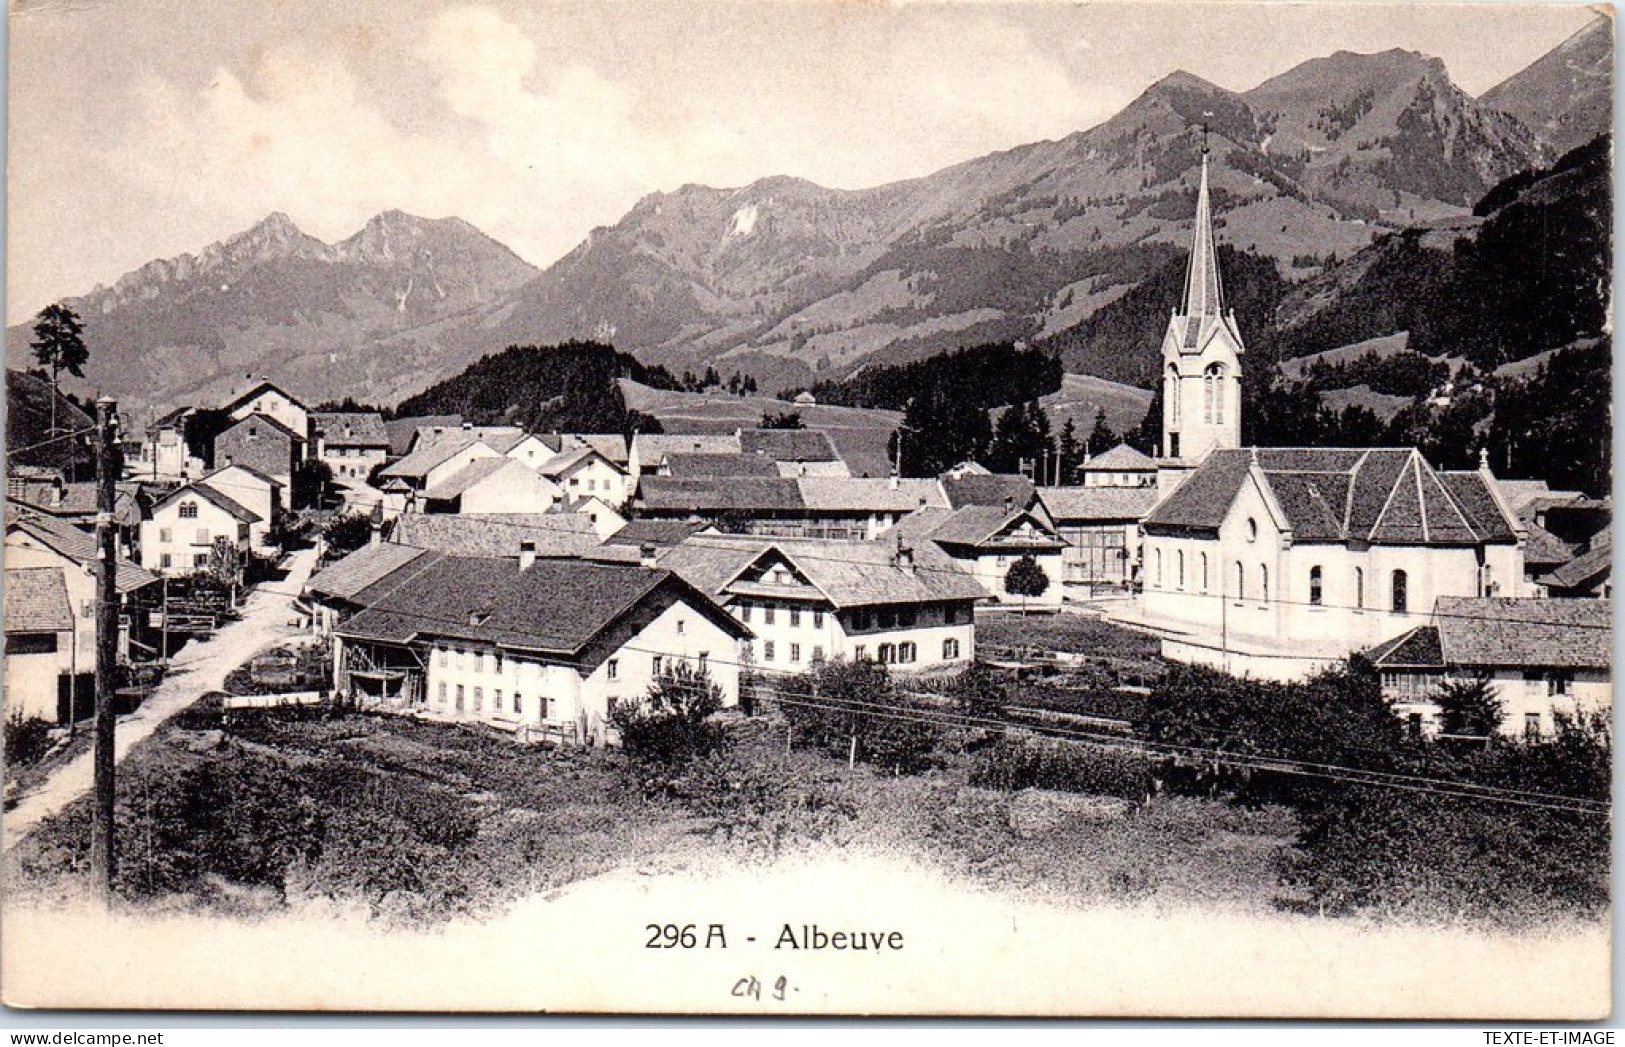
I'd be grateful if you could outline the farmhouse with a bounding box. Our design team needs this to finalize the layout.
[420,456,562,515]
[1038,485,1161,595]
[196,463,284,551]
[222,380,310,443]
[888,503,1066,608]
[138,482,259,578]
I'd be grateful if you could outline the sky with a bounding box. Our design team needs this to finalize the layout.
[5,0,1605,324]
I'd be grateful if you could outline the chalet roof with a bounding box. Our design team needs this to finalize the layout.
[153,483,261,524]
[638,477,803,512]
[384,415,461,457]
[940,474,1037,511]
[1543,540,1611,591]
[1082,444,1156,471]
[604,519,712,547]
[1143,448,1509,546]
[537,445,609,477]
[660,453,781,478]
[379,432,488,480]
[1433,596,1611,670]
[566,433,630,466]
[7,516,159,594]
[1038,486,1161,522]
[739,428,839,462]
[423,457,540,501]
[795,477,948,512]
[6,482,143,526]
[306,543,435,603]
[200,462,284,490]
[311,412,389,448]
[1365,625,1445,669]
[658,534,985,609]
[337,555,749,655]
[891,504,1064,550]
[388,512,597,559]
[221,411,304,443]
[222,380,307,416]
[5,567,74,633]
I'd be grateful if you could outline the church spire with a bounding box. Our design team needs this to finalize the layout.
[1181,151,1225,320]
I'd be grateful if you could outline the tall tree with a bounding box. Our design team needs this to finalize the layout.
[30,303,89,436]
[1086,408,1117,456]
[1057,417,1082,485]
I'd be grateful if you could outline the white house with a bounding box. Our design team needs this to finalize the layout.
[1368,597,1611,740]
[223,380,310,448]
[1079,444,1158,488]
[332,550,752,745]
[888,504,1067,608]
[4,567,76,723]
[652,534,983,674]
[139,483,259,577]
[311,412,390,482]
[197,463,284,551]
[377,432,503,510]
[420,457,562,515]
[539,446,632,509]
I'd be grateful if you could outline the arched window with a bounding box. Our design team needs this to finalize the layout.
[1246,518,1258,542]
[1200,553,1209,593]
[1167,364,1181,424]
[1309,566,1323,606]
[1155,547,1163,586]
[1260,564,1269,605]
[178,501,198,519]
[1177,550,1185,589]
[1204,363,1226,425]
[1235,561,1245,601]
[1391,570,1408,614]
[1355,567,1365,609]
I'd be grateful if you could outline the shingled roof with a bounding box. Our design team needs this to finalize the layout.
[306,543,437,603]
[379,432,490,481]
[739,428,840,462]
[388,512,597,558]
[5,567,74,633]
[1143,448,1516,546]
[890,505,1064,551]
[153,483,261,524]
[1433,597,1611,670]
[940,474,1038,511]
[384,415,462,457]
[312,412,389,449]
[7,516,160,594]
[1082,444,1156,471]
[1039,486,1161,522]
[660,453,781,478]
[637,477,804,512]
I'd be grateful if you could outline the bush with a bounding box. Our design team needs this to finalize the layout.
[780,658,945,774]
[969,733,1152,801]
[609,662,729,773]
[4,712,55,767]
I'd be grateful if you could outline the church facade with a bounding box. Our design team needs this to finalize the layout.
[1125,152,1527,680]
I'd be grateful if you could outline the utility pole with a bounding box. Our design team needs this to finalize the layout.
[91,397,120,903]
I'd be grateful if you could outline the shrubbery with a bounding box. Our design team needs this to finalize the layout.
[779,658,945,774]
[968,733,1152,801]
[4,712,55,767]
[609,662,729,773]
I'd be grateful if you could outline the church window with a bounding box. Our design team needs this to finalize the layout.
[1246,518,1257,542]
[1355,568,1365,609]
[1260,565,1269,605]
[1309,566,1323,606]
[1177,550,1185,589]
[1167,365,1181,424]
[1235,561,1245,601]
[1391,570,1408,614]
[1204,363,1226,425]
[1200,553,1209,592]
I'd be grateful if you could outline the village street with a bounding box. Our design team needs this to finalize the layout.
[2,545,320,854]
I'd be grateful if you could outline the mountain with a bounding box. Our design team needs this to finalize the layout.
[6,211,538,424]
[1480,18,1612,156]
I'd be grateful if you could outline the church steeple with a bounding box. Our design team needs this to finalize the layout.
[1159,143,1244,462]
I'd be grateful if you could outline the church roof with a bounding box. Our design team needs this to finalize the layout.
[1082,444,1156,471]
[1171,154,1246,356]
[1143,448,1516,546]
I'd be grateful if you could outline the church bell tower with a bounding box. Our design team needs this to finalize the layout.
[1159,148,1244,462]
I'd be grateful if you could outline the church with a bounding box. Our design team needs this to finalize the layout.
[1126,150,1527,680]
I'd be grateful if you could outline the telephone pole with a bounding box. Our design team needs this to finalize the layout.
[90,396,120,902]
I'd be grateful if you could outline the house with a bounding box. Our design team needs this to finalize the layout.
[376,431,503,510]
[140,407,209,481]
[311,412,390,482]
[4,568,76,723]
[738,428,850,478]
[387,512,600,559]
[332,550,753,744]
[629,433,742,484]
[383,414,462,459]
[197,463,284,552]
[652,534,983,673]
[138,483,259,578]
[558,495,627,540]
[637,476,951,541]
[1038,485,1162,595]
[214,412,306,490]
[889,504,1067,608]
[538,445,631,509]
[304,541,440,638]
[419,457,562,515]
[6,478,146,556]
[222,380,310,445]
[1539,533,1611,598]
[6,515,162,721]
[1135,449,1525,679]
[940,473,1042,513]
[1368,597,1611,740]
[1079,444,1158,488]
[658,453,782,479]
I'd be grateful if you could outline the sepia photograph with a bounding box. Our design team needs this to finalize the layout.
[0,0,1613,1019]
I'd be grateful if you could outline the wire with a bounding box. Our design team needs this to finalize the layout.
[7,424,99,457]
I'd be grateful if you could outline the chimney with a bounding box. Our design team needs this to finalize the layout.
[462,421,473,431]
[895,542,916,576]
[519,539,537,572]
[890,474,899,490]
[639,542,658,569]
[1004,495,1014,514]
[370,517,383,548]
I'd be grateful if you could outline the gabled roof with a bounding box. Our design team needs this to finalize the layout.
[388,512,598,559]
[634,434,742,460]
[660,453,781,478]
[566,433,630,466]
[7,515,159,592]
[1143,448,1509,546]
[537,445,613,477]
[379,431,489,480]
[657,534,986,609]
[739,428,840,462]
[1543,540,1611,591]
[306,543,435,603]
[423,457,552,501]
[1082,444,1156,471]
[222,381,307,416]
[6,482,144,526]
[153,483,262,524]
[311,412,389,448]
[1433,597,1611,670]
[795,477,948,512]
[220,411,304,443]
[891,504,1064,551]
[200,461,284,490]
[5,567,74,633]
[638,477,804,512]
[1038,486,1161,522]
[1521,520,1576,568]
[1365,625,1445,669]
[940,474,1037,511]
[384,415,462,457]
[604,519,713,547]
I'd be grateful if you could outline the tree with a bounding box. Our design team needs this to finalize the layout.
[760,411,804,430]
[1057,417,1083,485]
[1004,555,1051,614]
[321,511,376,560]
[609,661,728,768]
[987,401,1053,476]
[30,303,89,436]
[291,459,334,510]
[1087,408,1117,457]
[783,657,941,774]
[208,536,243,605]
[1434,675,1504,738]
